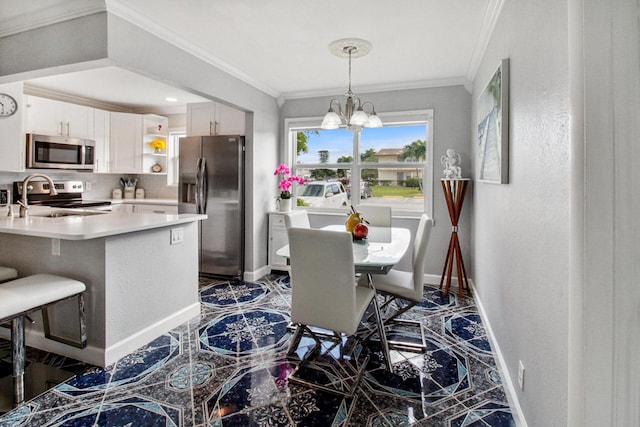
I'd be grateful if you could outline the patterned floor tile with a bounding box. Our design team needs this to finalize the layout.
[0,274,515,427]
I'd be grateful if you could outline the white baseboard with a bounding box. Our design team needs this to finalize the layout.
[470,281,528,427]
[245,265,270,282]
[104,302,201,366]
[0,327,106,366]
[423,273,443,285]
[0,303,201,368]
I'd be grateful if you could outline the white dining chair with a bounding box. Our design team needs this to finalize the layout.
[284,210,310,229]
[286,227,388,396]
[364,214,434,323]
[358,205,392,227]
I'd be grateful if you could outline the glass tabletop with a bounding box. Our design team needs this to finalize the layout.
[276,225,411,273]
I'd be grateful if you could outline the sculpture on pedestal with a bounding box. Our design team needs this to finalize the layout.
[441,148,462,179]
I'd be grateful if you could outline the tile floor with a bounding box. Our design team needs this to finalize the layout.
[0,274,516,426]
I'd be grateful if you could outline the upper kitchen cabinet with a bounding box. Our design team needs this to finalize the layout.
[25,96,94,139]
[186,102,245,136]
[110,113,169,174]
[93,108,110,173]
[110,112,142,174]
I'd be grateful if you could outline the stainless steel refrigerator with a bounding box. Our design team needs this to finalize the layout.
[178,135,244,278]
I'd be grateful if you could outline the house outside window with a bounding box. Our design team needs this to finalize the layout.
[284,110,433,217]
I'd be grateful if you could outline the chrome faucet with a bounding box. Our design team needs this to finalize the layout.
[18,173,57,218]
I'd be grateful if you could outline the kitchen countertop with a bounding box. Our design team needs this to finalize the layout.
[0,208,205,240]
[110,198,177,205]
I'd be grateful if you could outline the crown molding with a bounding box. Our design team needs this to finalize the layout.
[24,83,133,112]
[280,76,472,100]
[465,0,506,83]
[106,0,280,98]
[0,0,105,38]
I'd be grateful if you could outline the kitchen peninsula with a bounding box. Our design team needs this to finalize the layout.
[0,210,206,367]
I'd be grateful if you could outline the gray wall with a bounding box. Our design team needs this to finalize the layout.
[281,86,472,277]
[471,0,571,425]
[0,12,280,276]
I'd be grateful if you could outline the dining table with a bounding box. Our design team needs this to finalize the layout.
[277,224,412,370]
[276,225,411,273]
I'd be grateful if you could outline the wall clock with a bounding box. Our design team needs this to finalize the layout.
[0,93,18,117]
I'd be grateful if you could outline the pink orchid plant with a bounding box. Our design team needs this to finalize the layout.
[274,163,306,200]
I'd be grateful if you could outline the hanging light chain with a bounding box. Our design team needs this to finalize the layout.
[345,46,356,96]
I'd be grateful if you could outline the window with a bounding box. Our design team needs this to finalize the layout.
[167,130,185,186]
[285,110,433,216]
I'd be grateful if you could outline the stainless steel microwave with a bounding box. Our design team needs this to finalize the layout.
[26,133,95,170]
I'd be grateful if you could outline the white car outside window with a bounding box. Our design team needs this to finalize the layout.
[298,181,348,208]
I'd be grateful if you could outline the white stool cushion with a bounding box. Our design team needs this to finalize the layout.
[0,274,86,320]
[0,266,18,282]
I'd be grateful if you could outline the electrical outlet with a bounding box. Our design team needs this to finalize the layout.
[85,181,92,191]
[51,238,60,256]
[170,228,184,245]
[518,360,525,390]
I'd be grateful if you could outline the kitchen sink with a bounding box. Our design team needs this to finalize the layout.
[30,210,108,218]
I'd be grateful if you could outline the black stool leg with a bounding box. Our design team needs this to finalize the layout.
[11,315,25,406]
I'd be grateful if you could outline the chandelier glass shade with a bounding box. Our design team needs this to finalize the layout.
[321,39,383,130]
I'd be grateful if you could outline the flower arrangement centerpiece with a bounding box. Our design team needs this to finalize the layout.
[149,139,166,153]
[274,163,305,199]
[274,163,305,212]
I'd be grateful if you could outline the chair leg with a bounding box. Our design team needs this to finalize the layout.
[11,316,25,406]
[381,298,417,324]
[287,324,305,355]
[42,293,87,349]
[370,290,393,371]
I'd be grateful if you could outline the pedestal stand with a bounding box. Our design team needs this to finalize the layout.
[439,179,471,297]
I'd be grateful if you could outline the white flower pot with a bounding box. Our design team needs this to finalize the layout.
[278,198,292,212]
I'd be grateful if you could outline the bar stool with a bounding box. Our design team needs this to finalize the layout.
[0,266,18,283]
[0,274,87,406]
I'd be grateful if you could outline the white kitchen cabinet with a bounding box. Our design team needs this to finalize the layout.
[25,96,94,139]
[109,112,142,173]
[93,108,110,173]
[109,113,169,174]
[186,102,245,136]
[268,212,290,272]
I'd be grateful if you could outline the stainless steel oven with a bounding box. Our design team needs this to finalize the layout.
[13,180,111,210]
[26,133,95,170]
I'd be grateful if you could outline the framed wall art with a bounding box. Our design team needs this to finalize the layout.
[477,58,509,184]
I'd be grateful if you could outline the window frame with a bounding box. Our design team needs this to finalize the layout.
[284,109,434,218]
[166,130,185,187]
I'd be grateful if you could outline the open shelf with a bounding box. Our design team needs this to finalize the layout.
[142,114,168,174]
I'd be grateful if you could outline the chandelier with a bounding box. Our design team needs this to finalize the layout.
[321,38,383,130]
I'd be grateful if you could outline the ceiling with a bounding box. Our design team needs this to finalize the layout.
[2,0,501,112]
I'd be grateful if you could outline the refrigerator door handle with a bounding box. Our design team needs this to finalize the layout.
[195,158,203,214]
[201,158,209,214]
